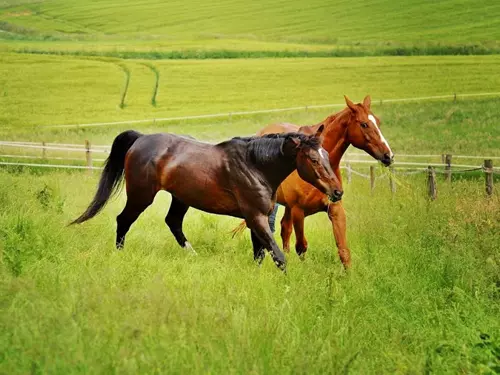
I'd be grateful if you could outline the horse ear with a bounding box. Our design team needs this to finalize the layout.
[363,95,371,109]
[315,124,325,140]
[291,137,301,148]
[344,95,357,112]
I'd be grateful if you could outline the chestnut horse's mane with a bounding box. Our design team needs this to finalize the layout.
[317,107,351,128]
[220,132,320,165]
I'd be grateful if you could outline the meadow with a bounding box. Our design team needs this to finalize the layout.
[1,0,500,56]
[1,96,499,373]
[1,0,500,373]
[0,163,499,374]
[1,53,500,131]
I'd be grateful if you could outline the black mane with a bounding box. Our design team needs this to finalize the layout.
[224,132,320,165]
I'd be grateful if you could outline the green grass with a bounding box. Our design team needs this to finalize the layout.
[0,0,499,56]
[1,1,499,372]
[2,53,500,131]
[1,97,500,163]
[0,166,499,374]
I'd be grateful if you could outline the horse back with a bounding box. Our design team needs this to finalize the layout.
[256,122,322,136]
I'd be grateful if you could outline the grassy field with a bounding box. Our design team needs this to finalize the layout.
[1,1,499,372]
[1,97,500,167]
[1,94,499,372]
[0,0,500,50]
[0,165,499,374]
[1,53,500,131]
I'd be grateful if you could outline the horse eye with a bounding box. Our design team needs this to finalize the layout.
[361,122,368,128]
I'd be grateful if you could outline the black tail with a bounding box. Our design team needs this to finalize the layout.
[70,130,142,225]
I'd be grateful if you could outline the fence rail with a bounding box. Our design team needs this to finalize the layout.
[0,140,498,197]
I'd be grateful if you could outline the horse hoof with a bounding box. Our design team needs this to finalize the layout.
[184,242,197,255]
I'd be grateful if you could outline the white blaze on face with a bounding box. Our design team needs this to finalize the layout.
[368,114,393,158]
[319,148,329,161]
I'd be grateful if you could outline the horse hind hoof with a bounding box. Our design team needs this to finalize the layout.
[184,242,197,256]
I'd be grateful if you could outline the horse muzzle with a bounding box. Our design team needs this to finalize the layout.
[381,153,394,167]
[329,189,343,202]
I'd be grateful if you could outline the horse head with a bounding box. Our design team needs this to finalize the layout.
[283,126,343,202]
[344,95,394,166]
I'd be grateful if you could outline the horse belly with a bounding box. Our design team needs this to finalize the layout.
[161,165,240,216]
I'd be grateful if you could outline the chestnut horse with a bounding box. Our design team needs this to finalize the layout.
[234,95,393,269]
[71,128,342,271]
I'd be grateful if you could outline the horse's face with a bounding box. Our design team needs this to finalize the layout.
[345,95,394,166]
[292,126,343,202]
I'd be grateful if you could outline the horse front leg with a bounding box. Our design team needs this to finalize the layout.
[291,207,308,259]
[327,202,351,269]
[246,214,287,272]
[280,206,293,253]
[250,230,265,265]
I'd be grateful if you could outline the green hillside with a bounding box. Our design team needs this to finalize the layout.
[2,53,500,130]
[1,0,499,55]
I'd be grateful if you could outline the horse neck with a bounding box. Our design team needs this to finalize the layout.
[250,145,298,192]
[258,155,297,191]
[318,109,351,166]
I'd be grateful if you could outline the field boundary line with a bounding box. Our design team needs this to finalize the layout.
[1,141,498,162]
[22,91,500,129]
[0,141,109,148]
[0,160,496,174]
[0,154,106,162]
[345,152,500,160]
[0,161,103,170]
[0,142,108,153]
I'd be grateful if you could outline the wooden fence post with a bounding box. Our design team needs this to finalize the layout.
[484,159,493,196]
[445,154,452,182]
[42,141,46,159]
[427,166,437,200]
[370,166,375,194]
[346,162,352,184]
[389,166,396,195]
[85,140,92,173]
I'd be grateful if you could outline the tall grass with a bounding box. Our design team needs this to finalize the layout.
[0,168,498,374]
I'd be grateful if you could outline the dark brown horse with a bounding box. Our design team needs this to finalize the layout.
[71,127,343,271]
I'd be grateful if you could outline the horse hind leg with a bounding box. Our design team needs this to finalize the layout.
[116,190,155,249]
[165,197,195,254]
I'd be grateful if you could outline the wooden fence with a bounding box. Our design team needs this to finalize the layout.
[0,140,498,198]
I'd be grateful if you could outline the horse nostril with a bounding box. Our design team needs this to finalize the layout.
[382,153,393,166]
[334,190,343,199]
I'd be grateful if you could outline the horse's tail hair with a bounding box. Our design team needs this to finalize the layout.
[70,130,142,225]
[231,220,247,238]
